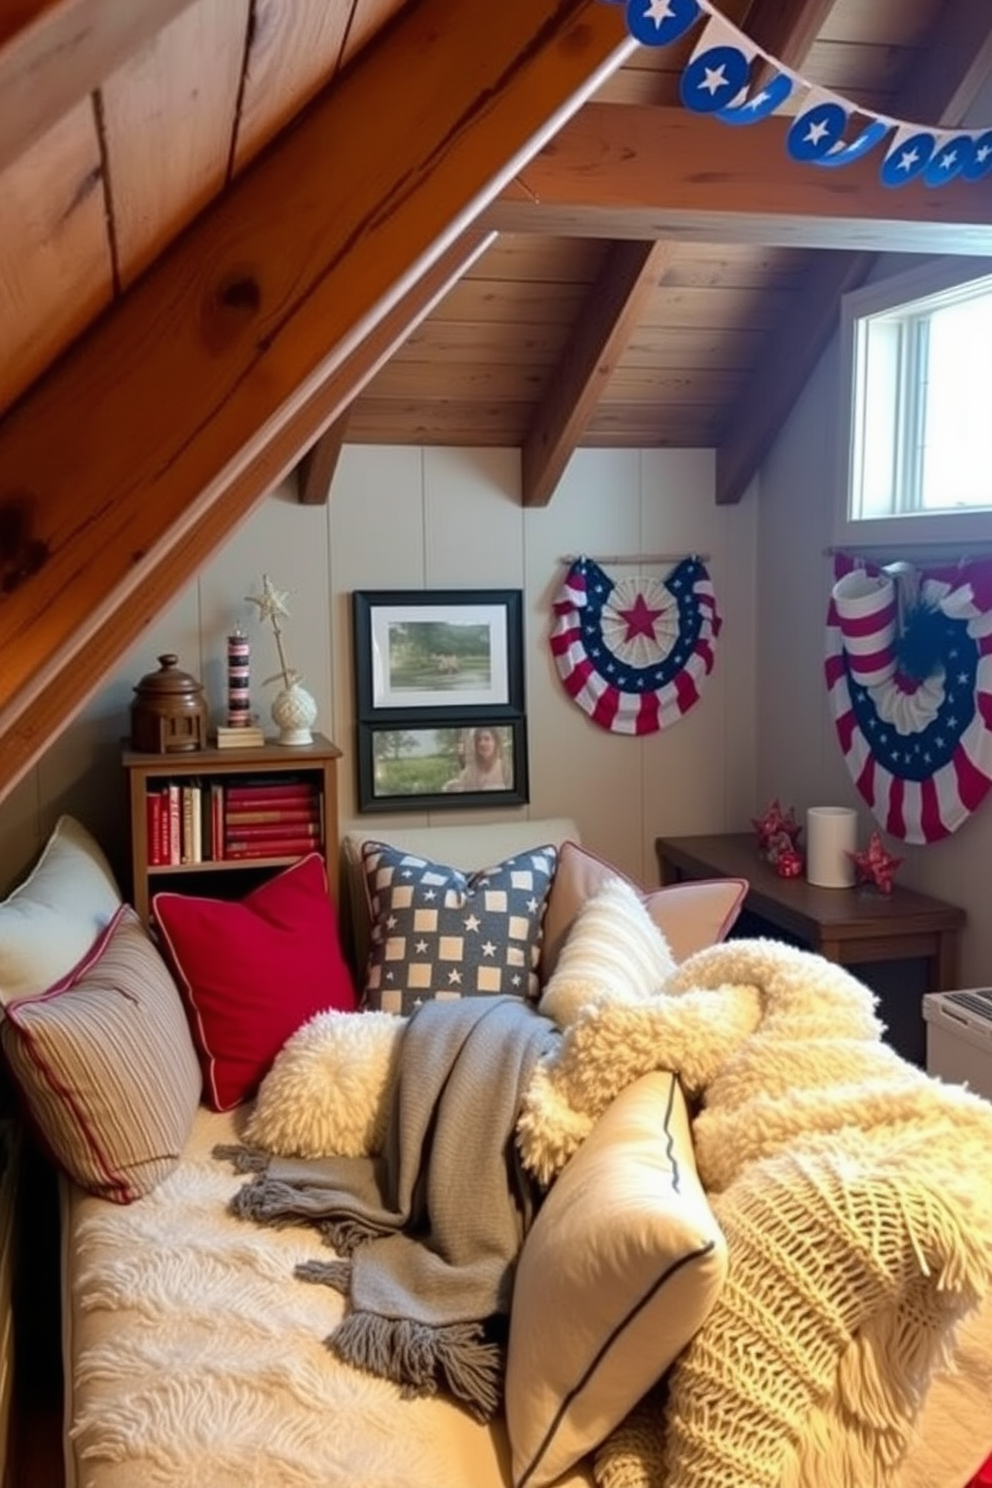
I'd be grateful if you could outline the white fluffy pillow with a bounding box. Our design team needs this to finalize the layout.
[0,815,121,1004]
[538,876,675,1029]
[246,1009,406,1158]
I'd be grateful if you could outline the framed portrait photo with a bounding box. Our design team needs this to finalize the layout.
[357,718,529,813]
[353,589,524,719]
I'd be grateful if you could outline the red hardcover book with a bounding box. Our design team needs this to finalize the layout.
[146,790,163,866]
[210,782,224,860]
[224,838,320,860]
[222,820,321,842]
[224,780,317,804]
[224,805,321,826]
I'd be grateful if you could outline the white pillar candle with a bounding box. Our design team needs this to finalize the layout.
[806,806,858,888]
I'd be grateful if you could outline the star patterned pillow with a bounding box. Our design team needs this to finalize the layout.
[360,841,558,1014]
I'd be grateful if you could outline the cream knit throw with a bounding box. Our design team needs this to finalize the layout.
[517,936,992,1488]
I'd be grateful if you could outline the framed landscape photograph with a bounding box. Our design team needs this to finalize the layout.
[353,589,524,719]
[356,718,529,813]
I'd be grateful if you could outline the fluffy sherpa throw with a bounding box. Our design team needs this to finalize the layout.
[517,936,992,1488]
[224,994,558,1421]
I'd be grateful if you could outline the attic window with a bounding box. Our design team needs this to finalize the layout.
[836,258,992,548]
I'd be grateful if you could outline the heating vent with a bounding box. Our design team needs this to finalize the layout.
[943,989,992,1023]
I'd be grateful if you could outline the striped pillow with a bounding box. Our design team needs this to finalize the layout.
[0,904,201,1203]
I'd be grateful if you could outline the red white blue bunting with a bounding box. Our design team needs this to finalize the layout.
[609,0,992,188]
[825,555,992,844]
[550,556,720,734]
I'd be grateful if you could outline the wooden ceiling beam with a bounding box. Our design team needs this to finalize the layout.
[521,239,677,507]
[0,0,198,173]
[486,105,992,252]
[516,0,843,508]
[294,227,496,505]
[0,0,634,801]
[715,0,992,506]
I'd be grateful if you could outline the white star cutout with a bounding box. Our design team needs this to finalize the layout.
[642,0,675,27]
[937,149,957,171]
[804,119,830,146]
[447,969,462,985]
[897,147,920,172]
[463,914,481,932]
[482,941,497,958]
[698,64,728,98]
[414,938,428,953]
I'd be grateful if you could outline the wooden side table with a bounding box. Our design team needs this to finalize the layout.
[655,833,966,1066]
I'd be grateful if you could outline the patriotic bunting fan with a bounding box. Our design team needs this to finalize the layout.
[550,555,721,735]
[826,554,992,844]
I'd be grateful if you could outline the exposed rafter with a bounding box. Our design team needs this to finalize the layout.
[715,0,992,506]
[0,0,635,802]
[521,239,677,507]
[0,0,197,172]
[487,104,992,252]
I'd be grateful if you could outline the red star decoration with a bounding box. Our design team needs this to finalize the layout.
[849,830,903,895]
[616,592,664,642]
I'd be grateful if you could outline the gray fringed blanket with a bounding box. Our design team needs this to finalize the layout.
[223,995,558,1420]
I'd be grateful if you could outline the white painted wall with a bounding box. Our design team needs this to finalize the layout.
[1,445,758,901]
[756,339,992,987]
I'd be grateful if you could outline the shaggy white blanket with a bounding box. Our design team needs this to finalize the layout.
[517,935,992,1488]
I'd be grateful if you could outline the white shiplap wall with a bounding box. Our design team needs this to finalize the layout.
[0,445,758,900]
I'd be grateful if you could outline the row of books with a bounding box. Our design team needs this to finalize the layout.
[145,776,323,865]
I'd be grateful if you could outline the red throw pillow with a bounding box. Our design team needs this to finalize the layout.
[153,854,356,1111]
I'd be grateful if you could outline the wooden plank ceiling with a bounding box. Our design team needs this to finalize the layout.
[0,0,990,803]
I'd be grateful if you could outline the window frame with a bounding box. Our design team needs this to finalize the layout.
[835,255,992,550]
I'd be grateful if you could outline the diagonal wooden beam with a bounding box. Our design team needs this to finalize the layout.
[0,0,634,802]
[0,0,198,173]
[486,105,992,251]
[739,0,839,71]
[893,0,992,128]
[521,239,677,507]
[714,0,992,506]
[295,227,496,504]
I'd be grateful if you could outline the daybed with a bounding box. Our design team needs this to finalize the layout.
[1,813,991,1488]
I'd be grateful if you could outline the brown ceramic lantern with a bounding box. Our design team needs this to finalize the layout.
[130,654,208,753]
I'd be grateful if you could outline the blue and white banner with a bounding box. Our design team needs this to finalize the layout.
[609,0,992,188]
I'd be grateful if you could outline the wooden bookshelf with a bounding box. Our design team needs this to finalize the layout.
[123,733,341,926]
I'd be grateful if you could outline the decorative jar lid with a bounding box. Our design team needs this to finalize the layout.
[133,653,204,701]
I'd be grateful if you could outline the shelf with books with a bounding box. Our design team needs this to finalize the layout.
[123,733,341,926]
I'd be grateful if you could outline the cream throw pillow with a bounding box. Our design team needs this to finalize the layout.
[0,814,121,1003]
[537,876,675,1029]
[540,840,746,985]
[506,1071,728,1488]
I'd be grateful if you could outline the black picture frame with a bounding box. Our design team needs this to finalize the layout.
[356,717,529,813]
[353,588,524,722]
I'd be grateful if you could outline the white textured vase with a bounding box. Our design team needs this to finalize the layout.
[270,682,317,746]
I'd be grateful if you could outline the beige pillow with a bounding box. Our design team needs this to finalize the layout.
[506,1071,728,1488]
[541,840,746,983]
[0,814,121,1003]
[1,905,201,1203]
